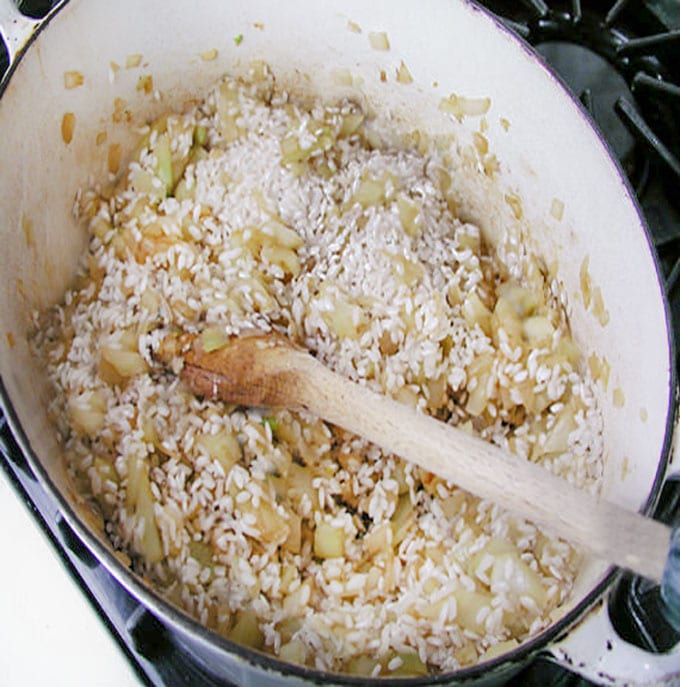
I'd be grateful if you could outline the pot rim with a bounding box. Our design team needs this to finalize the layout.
[0,0,677,682]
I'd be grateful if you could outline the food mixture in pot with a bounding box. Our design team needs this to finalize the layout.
[33,64,604,676]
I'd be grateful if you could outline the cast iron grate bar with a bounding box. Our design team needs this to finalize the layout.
[605,0,635,27]
[615,96,680,182]
[499,17,532,39]
[579,87,594,112]
[617,29,680,56]
[668,257,680,297]
[489,0,680,207]
[16,0,54,19]
[633,72,680,100]
[520,0,549,18]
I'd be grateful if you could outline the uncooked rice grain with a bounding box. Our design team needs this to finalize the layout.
[33,63,604,678]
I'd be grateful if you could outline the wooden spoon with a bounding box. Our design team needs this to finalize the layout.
[162,330,672,584]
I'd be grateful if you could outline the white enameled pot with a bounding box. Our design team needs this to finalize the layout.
[0,0,678,684]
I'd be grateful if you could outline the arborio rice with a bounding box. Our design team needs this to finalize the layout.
[33,64,604,677]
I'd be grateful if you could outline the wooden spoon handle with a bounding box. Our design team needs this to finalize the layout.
[291,352,671,583]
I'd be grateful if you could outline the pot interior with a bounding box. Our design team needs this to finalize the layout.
[0,0,673,673]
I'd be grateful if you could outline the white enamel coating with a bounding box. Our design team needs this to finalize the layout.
[549,592,680,686]
[0,0,676,684]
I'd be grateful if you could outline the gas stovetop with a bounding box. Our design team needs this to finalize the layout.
[0,1,679,685]
[485,0,680,346]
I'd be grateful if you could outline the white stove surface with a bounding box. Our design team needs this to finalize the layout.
[0,468,140,687]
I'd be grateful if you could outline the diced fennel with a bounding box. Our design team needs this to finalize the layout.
[491,552,547,607]
[364,522,392,557]
[453,588,493,635]
[153,133,173,195]
[188,540,213,568]
[126,454,163,563]
[462,292,492,336]
[390,493,415,547]
[68,390,107,437]
[194,125,208,146]
[321,298,367,340]
[196,429,242,474]
[279,639,307,665]
[314,521,345,559]
[388,650,428,676]
[100,347,148,379]
[199,325,230,353]
[344,655,379,677]
[396,195,420,237]
[226,608,264,649]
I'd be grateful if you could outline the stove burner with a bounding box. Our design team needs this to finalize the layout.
[495,2,680,195]
[537,40,642,182]
[484,0,680,352]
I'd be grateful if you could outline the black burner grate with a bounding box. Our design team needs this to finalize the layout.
[479,0,680,357]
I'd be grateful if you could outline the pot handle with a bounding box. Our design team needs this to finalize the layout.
[662,526,680,630]
[546,476,680,685]
[545,596,680,685]
[0,0,55,72]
